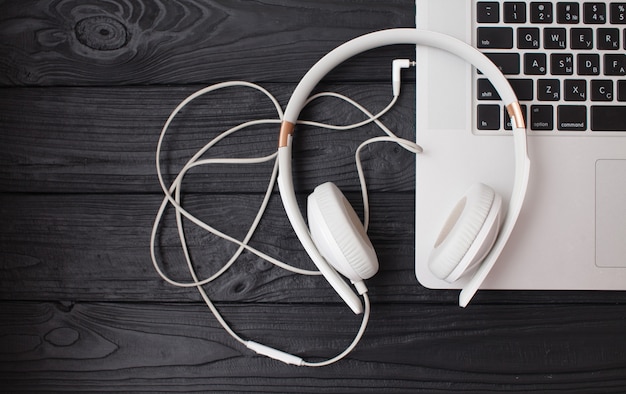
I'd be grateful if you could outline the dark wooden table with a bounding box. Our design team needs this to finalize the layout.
[1,1,625,392]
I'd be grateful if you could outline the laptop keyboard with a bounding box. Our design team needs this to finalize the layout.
[474,1,626,133]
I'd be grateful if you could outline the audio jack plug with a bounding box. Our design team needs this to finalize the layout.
[392,59,416,97]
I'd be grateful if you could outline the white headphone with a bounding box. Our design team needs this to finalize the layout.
[277,28,531,314]
[154,28,531,367]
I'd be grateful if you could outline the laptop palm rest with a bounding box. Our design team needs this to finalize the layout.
[596,160,626,268]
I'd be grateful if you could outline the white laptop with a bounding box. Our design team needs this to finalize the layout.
[414,0,626,291]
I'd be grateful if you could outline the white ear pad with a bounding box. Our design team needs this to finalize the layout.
[428,183,503,282]
[307,182,379,282]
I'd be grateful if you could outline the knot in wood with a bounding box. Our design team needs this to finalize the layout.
[75,16,128,51]
[44,327,80,347]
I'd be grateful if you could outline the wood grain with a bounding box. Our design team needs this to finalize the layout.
[2,191,625,306]
[0,0,414,87]
[0,83,415,194]
[0,192,417,303]
[1,302,625,392]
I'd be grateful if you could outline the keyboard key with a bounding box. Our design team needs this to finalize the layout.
[578,54,600,75]
[477,104,501,130]
[474,1,626,135]
[551,53,574,75]
[619,80,626,101]
[530,105,554,130]
[538,79,561,101]
[484,53,520,74]
[544,28,567,48]
[509,78,534,100]
[504,2,527,23]
[557,2,580,23]
[590,80,614,101]
[478,79,532,101]
[610,3,626,24]
[518,27,540,49]
[564,79,587,101]
[477,27,514,48]
[598,28,620,49]
[557,105,587,130]
[604,54,626,75]
[530,2,553,23]
[570,28,593,49]
[584,3,607,24]
[525,53,547,74]
[504,104,527,130]
[477,79,501,100]
[591,106,626,130]
[477,2,500,23]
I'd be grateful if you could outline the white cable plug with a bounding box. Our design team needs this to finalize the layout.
[246,341,305,366]
[392,59,415,97]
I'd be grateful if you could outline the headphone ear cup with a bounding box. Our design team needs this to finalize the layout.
[307,182,379,282]
[428,183,503,282]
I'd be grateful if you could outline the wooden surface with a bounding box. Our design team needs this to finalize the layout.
[1,1,625,392]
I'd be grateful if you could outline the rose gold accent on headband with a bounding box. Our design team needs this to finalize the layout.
[279,121,295,148]
[506,102,526,129]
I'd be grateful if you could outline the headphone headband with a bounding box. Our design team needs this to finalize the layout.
[277,29,530,310]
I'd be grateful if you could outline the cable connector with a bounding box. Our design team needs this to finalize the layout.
[352,280,368,295]
[392,59,415,97]
[246,341,304,366]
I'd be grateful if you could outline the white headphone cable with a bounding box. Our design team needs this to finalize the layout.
[152,75,417,366]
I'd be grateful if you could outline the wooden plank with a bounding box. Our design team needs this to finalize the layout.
[0,83,416,194]
[2,192,626,305]
[1,301,625,392]
[0,0,415,87]
[0,192,420,303]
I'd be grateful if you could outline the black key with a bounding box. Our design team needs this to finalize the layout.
[477,2,500,23]
[590,80,614,101]
[518,28,540,49]
[525,53,547,74]
[584,3,607,24]
[504,104,527,130]
[478,79,501,100]
[597,28,620,50]
[484,53,520,74]
[551,53,574,75]
[570,28,593,49]
[591,106,626,131]
[538,79,561,101]
[544,28,567,49]
[557,2,580,23]
[578,54,600,75]
[604,54,626,75]
[531,2,553,23]
[478,104,501,130]
[558,105,587,131]
[619,80,626,101]
[564,79,587,101]
[477,27,513,48]
[530,105,554,130]
[610,3,626,24]
[504,2,526,22]
[508,78,534,101]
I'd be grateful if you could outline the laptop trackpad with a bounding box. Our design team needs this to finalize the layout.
[596,159,626,268]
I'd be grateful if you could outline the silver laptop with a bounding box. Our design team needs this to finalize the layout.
[414,0,626,291]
